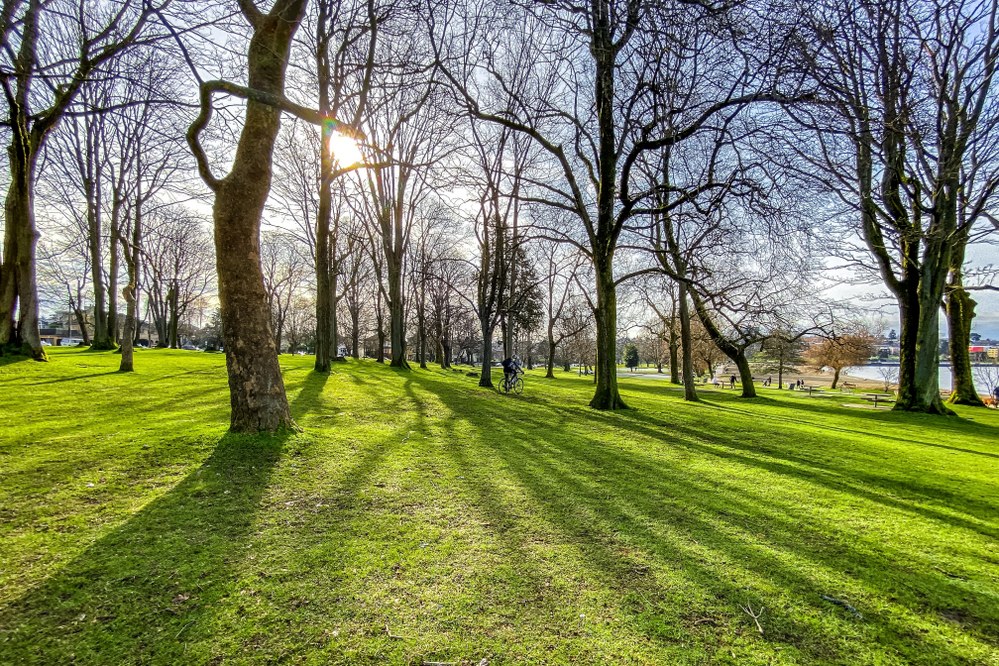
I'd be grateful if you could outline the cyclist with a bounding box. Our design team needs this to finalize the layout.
[501,356,517,390]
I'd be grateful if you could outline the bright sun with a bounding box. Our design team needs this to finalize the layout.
[328,132,363,168]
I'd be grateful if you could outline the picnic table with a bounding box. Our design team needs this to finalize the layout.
[862,393,895,407]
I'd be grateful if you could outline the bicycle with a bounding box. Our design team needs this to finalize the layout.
[501,369,524,394]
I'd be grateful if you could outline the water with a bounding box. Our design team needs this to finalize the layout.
[843,365,997,394]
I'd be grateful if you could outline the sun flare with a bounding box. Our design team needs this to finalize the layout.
[328,132,363,168]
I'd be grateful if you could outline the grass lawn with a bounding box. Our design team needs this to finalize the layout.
[0,348,997,665]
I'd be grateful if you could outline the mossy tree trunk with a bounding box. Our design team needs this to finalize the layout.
[945,257,984,406]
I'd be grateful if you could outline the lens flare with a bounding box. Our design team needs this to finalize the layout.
[328,132,363,168]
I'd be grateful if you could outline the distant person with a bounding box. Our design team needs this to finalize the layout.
[765,375,772,387]
[993,386,999,406]
[729,374,736,389]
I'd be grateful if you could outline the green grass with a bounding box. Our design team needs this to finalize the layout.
[0,348,997,665]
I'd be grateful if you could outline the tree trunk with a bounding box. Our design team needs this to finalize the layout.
[831,367,840,389]
[314,224,332,370]
[677,281,697,402]
[385,250,407,367]
[118,180,142,372]
[479,321,494,388]
[194,1,305,432]
[689,289,755,398]
[119,282,136,372]
[945,278,984,406]
[894,273,950,414]
[87,185,113,350]
[545,332,556,379]
[376,313,385,363]
[668,320,679,384]
[167,283,179,348]
[350,309,360,358]
[589,255,627,409]
[0,134,45,359]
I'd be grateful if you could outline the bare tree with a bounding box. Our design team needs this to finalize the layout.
[0,0,168,358]
[142,209,214,348]
[790,0,999,412]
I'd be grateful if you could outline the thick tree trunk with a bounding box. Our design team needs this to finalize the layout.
[350,310,360,358]
[71,299,90,345]
[108,209,120,344]
[589,256,626,409]
[88,193,114,350]
[0,138,45,359]
[734,352,755,396]
[119,282,136,372]
[831,367,840,389]
[945,280,984,406]
[194,0,305,432]
[118,205,141,373]
[442,337,452,368]
[167,284,179,348]
[894,276,950,414]
[677,281,697,402]
[376,314,385,363]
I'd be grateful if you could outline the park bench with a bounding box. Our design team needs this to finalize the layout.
[862,393,895,408]
[841,382,857,389]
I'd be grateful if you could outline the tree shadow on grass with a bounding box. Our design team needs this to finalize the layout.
[0,432,288,664]
[564,401,999,539]
[21,370,122,385]
[289,370,330,421]
[621,380,999,463]
[405,371,998,665]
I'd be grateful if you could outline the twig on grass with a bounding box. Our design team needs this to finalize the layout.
[739,603,765,635]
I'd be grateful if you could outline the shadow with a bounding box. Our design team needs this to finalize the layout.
[623,380,999,459]
[22,370,120,386]
[401,370,998,664]
[0,432,288,664]
[289,370,330,421]
[559,402,999,538]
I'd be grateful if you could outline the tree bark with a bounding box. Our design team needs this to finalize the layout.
[945,272,984,406]
[479,321,494,388]
[314,214,332,371]
[387,253,408,368]
[668,318,679,384]
[589,254,627,409]
[189,0,306,432]
[0,142,45,359]
[545,331,556,379]
[677,281,698,402]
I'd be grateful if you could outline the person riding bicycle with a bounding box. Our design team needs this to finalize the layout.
[501,355,522,389]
